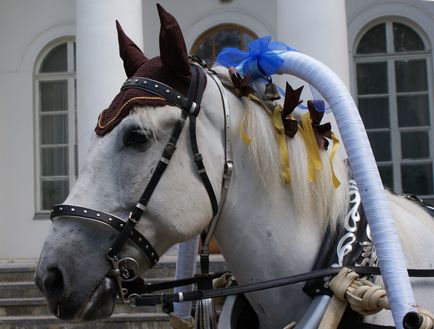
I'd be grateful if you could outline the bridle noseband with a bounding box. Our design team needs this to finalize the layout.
[50,62,233,302]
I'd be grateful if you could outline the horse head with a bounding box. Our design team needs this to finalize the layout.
[34,4,226,321]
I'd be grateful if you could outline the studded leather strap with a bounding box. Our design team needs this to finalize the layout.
[121,77,191,110]
[50,205,159,266]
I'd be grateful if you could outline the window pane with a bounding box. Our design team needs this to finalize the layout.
[378,165,394,190]
[356,62,388,94]
[40,43,67,73]
[195,35,213,62]
[358,97,389,129]
[41,180,69,210]
[40,80,68,112]
[395,59,427,92]
[367,131,391,161]
[401,163,433,195]
[40,115,68,144]
[357,23,386,54]
[73,42,76,72]
[397,95,429,127]
[215,29,241,57]
[393,23,425,52]
[41,147,68,176]
[401,131,430,159]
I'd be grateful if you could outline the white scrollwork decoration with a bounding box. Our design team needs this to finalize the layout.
[334,179,361,267]
[357,224,378,267]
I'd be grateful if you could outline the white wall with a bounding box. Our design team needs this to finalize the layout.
[0,0,75,259]
[141,0,275,56]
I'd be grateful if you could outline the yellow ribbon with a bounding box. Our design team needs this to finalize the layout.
[240,111,252,145]
[239,94,263,145]
[271,104,291,184]
[299,112,323,183]
[329,132,341,188]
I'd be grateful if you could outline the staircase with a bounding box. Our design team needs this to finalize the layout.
[0,255,226,329]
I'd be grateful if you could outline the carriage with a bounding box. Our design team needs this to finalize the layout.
[34,4,434,329]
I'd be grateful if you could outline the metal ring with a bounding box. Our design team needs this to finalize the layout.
[127,293,140,308]
[178,292,184,303]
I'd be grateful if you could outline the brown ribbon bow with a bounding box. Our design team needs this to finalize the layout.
[307,100,332,150]
[229,67,256,98]
[282,83,303,138]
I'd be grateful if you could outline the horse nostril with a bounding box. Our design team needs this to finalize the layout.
[43,267,64,298]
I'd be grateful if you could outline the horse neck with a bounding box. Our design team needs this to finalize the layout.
[213,92,325,282]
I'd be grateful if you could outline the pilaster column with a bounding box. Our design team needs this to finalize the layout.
[276,0,350,87]
[76,0,143,167]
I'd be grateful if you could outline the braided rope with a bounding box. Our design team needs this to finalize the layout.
[329,268,434,328]
[415,306,434,329]
[330,267,388,315]
[168,313,195,329]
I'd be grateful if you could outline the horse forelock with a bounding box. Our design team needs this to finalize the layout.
[215,66,349,231]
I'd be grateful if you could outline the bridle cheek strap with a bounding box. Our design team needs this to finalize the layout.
[105,65,215,264]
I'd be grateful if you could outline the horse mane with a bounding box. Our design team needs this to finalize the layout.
[214,66,349,231]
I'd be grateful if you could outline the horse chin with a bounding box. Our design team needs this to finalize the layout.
[50,277,117,322]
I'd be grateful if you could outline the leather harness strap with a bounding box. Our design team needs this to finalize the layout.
[106,64,213,265]
[129,266,434,307]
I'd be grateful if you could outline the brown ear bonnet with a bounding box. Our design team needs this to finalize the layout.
[95,4,192,136]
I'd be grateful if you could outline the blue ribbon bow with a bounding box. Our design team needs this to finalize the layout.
[216,35,294,79]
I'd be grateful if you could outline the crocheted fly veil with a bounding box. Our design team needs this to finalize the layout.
[95,4,192,136]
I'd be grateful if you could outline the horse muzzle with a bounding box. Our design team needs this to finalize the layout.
[34,216,121,320]
[35,262,118,321]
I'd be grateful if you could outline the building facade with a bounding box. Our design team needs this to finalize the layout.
[0,0,433,258]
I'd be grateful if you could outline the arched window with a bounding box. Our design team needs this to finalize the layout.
[354,20,434,203]
[35,39,77,214]
[191,24,257,63]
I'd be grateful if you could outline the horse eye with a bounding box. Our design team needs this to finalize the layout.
[123,129,152,150]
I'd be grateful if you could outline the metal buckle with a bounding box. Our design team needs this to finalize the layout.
[223,160,233,188]
[189,101,197,114]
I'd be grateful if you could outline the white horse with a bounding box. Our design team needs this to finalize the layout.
[35,5,434,328]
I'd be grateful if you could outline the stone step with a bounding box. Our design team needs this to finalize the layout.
[0,265,36,283]
[0,255,226,282]
[0,262,176,282]
[0,255,226,328]
[0,298,160,316]
[0,276,178,299]
[0,298,48,316]
[0,313,169,329]
[0,282,42,299]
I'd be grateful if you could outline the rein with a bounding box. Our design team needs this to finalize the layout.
[127,266,434,307]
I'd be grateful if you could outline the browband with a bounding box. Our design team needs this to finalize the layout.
[122,77,194,113]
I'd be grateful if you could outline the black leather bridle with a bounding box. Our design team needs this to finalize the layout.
[50,62,233,302]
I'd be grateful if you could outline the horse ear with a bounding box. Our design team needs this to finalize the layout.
[116,20,148,78]
[156,4,190,77]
